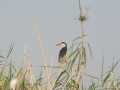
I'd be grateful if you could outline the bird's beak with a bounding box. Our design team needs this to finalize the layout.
[56,43,60,46]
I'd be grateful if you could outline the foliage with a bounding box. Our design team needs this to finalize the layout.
[0,0,119,90]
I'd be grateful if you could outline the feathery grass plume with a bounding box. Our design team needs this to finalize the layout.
[6,41,14,59]
[79,15,87,21]
[33,20,50,88]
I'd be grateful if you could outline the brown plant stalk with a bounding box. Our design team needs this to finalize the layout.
[76,0,85,88]
[33,20,49,75]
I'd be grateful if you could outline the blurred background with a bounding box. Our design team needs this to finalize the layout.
[0,0,120,83]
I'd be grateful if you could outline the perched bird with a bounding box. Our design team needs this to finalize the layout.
[10,78,18,90]
[56,42,68,63]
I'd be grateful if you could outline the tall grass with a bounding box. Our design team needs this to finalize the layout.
[0,0,119,90]
[0,33,119,90]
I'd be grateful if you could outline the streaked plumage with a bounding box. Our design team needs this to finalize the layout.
[56,42,68,63]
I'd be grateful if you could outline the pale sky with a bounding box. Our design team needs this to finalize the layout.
[0,0,120,83]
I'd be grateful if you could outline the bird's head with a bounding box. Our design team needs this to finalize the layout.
[56,42,67,47]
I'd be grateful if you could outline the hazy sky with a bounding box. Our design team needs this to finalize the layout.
[0,0,120,83]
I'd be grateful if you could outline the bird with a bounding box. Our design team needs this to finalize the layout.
[10,78,18,90]
[56,42,68,63]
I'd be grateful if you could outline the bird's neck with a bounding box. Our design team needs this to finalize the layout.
[63,46,67,50]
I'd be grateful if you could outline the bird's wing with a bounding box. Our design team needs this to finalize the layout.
[58,48,67,63]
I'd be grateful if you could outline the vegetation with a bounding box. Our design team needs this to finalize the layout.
[0,0,120,90]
